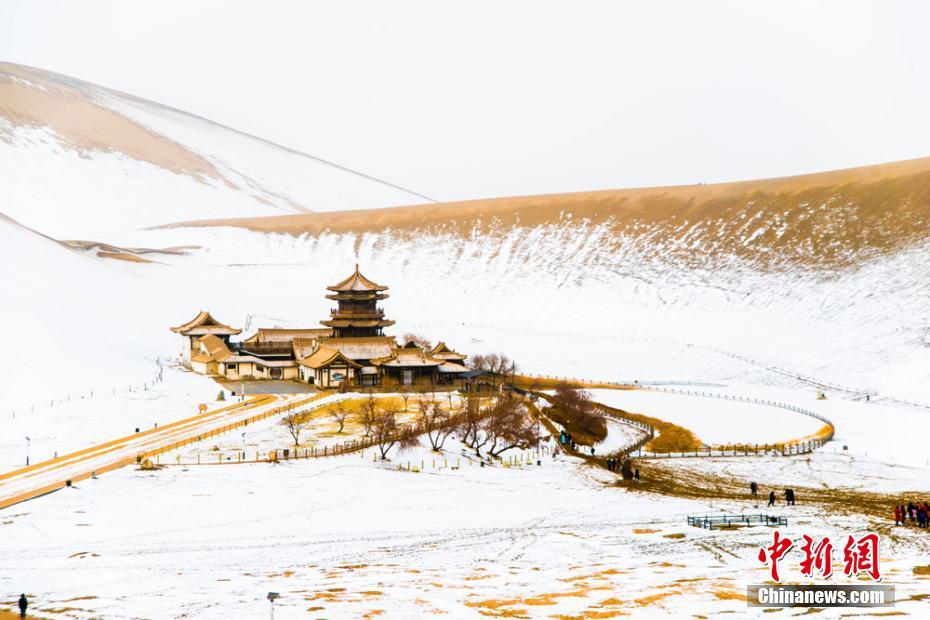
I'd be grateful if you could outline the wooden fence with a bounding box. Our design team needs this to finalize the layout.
[527,385,835,462]
[628,386,835,459]
[145,392,339,464]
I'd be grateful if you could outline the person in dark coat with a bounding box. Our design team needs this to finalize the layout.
[634,468,640,482]
[768,491,776,507]
[18,594,27,619]
[750,481,758,496]
[621,459,633,481]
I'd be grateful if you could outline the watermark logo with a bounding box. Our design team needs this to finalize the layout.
[757,531,881,582]
[751,531,893,608]
[748,584,895,607]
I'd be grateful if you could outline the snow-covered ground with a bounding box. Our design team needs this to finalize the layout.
[3,438,929,619]
[0,367,221,474]
[596,417,647,454]
[4,85,930,616]
[587,388,825,446]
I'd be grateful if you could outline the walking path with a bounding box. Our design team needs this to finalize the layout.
[0,393,316,510]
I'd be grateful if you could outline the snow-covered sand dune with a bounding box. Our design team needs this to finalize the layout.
[0,62,430,238]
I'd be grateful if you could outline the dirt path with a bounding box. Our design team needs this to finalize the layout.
[0,392,326,510]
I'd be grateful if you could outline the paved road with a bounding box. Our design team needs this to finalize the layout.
[0,392,322,510]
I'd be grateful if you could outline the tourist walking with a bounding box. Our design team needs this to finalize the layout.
[768,491,776,507]
[18,594,27,619]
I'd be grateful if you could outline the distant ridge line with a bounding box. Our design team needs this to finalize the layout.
[3,62,438,206]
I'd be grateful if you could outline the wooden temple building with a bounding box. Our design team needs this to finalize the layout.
[170,266,470,388]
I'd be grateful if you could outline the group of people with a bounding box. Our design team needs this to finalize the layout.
[605,457,639,481]
[894,502,930,527]
[750,481,797,506]
[558,430,577,451]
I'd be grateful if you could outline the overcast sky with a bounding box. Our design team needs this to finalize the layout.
[2,1,929,202]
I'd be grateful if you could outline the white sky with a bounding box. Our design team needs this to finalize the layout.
[2,0,929,202]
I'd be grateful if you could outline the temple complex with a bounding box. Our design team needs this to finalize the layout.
[171,266,469,388]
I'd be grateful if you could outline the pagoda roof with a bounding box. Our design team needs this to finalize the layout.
[430,341,467,361]
[325,291,389,301]
[244,327,332,343]
[327,265,388,292]
[371,346,443,368]
[297,346,363,370]
[321,318,396,329]
[199,334,234,362]
[438,361,469,373]
[298,336,397,361]
[170,310,241,336]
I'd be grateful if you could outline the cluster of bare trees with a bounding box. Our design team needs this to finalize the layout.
[283,390,540,463]
[457,393,539,458]
[469,352,518,377]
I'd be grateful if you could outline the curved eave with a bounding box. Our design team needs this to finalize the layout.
[321,319,397,328]
[325,292,389,301]
[326,265,389,292]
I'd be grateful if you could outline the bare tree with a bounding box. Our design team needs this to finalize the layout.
[484,397,539,458]
[370,407,418,460]
[401,332,432,350]
[331,401,350,434]
[358,396,379,438]
[458,392,485,450]
[469,352,518,378]
[397,385,411,413]
[282,411,308,446]
[418,399,455,452]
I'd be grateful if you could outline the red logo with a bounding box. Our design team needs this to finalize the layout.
[799,535,833,578]
[757,531,881,582]
[757,530,794,582]
[842,533,881,581]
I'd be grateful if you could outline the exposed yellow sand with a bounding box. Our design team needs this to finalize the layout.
[0,63,225,184]
[165,156,930,267]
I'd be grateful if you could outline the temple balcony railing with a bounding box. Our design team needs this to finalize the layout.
[331,307,384,317]
[234,343,294,355]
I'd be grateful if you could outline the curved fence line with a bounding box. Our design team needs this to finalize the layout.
[516,373,724,389]
[627,386,835,459]
[573,386,835,461]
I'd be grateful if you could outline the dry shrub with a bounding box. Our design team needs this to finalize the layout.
[545,384,608,445]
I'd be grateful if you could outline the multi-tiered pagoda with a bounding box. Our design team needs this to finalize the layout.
[171,266,470,389]
[320,265,396,337]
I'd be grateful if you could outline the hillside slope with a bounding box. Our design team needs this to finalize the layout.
[172,156,930,269]
[0,63,431,238]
